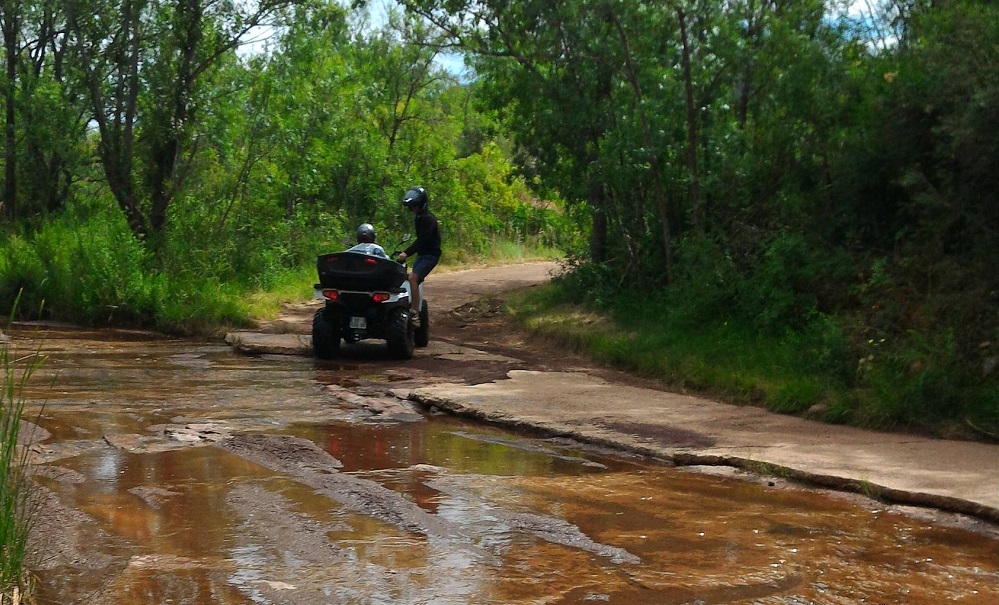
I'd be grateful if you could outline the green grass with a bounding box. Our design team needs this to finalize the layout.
[1,319,43,600]
[478,238,562,265]
[437,237,563,272]
[508,283,851,419]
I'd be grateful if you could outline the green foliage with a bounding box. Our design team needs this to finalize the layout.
[0,204,154,323]
[444,142,571,259]
[0,201,258,334]
[151,276,255,336]
[867,1,999,359]
[591,231,851,338]
[12,73,87,217]
[434,0,997,432]
[0,233,46,316]
[849,328,999,431]
[549,257,622,309]
[1,0,583,336]
[161,192,349,291]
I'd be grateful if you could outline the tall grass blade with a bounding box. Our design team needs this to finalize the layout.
[1,296,44,599]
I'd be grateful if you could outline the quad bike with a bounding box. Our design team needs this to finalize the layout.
[311,236,429,359]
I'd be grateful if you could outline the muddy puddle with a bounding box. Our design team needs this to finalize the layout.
[9,326,999,604]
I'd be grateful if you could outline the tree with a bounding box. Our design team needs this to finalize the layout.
[0,0,87,221]
[1,0,19,220]
[64,0,298,245]
[864,0,999,354]
[404,0,628,263]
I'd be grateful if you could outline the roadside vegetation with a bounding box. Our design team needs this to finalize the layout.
[510,265,998,438]
[417,0,998,438]
[0,0,995,440]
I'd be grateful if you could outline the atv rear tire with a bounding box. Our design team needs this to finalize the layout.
[312,308,341,359]
[386,308,414,359]
[415,301,429,348]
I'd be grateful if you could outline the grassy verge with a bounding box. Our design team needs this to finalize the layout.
[444,238,562,269]
[1,323,43,600]
[507,281,999,438]
[508,284,848,412]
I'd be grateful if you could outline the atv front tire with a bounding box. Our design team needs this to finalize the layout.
[312,308,341,359]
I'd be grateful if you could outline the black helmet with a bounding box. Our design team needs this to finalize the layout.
[355,223,376,243]
[402,186,428,211]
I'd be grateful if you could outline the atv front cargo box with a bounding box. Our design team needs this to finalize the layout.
[316,252,407,291]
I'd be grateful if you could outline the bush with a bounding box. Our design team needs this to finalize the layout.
[0,207,157,324]
[0,234,47,317]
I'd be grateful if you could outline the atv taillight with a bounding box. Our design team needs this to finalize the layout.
[371,292,390,303]
[364,257,378,265]
[322,289,339,301]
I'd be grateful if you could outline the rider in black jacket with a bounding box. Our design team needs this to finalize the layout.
[396,186,440,326]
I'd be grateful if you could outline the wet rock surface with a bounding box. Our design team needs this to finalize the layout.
[216,433,462,537]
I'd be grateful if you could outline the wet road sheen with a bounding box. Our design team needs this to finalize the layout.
[13,326,999,604]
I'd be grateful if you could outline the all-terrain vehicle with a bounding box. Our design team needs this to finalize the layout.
[311,237,429,359]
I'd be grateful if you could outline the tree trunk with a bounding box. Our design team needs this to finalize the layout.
[677,8,702,234]
[612,11,673,282]
[3,4,17,220]
[149,0,202,235]
[149,136,178,234]
[589,193,608,264]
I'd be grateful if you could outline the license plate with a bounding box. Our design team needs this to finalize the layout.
[349,316,367,329]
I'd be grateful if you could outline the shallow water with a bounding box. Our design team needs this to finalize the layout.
[11,326,999,604]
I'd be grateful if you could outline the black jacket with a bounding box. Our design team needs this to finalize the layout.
[404,209,442,257]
